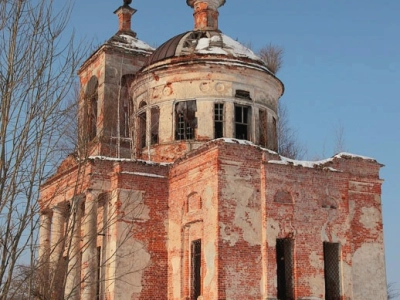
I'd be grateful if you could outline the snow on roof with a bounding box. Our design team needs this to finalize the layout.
[268,152,376,170]
[218,138,376,171]
[194,34,261,62]
[88,156,171,166]
[109,34,154,54]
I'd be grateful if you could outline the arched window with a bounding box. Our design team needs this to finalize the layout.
[120,74,135,138]
[86,77,98,140]
[138,101,147,148]
[151,106,160,145]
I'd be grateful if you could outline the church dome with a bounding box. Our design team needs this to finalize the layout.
[147,30,264,67]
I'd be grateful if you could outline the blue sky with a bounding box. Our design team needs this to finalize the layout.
[67,0,399,287]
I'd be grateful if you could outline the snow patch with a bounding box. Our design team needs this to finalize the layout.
[110,34,154,54]
[88,156,171,166]
[120,171,166,178]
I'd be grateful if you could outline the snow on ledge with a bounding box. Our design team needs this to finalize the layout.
[120,171,166,178]
[268,152,376,170]
[88,156,171,166]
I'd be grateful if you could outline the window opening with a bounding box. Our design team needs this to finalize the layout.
[86,77,98,141]
[259,109,268,147]
[120,74,135,138]
[324,242,341,300]
[139,112,146,148]
[151,106,160,145]
[214,103,224,139]
[272,117,278,151]
[235,105,249,140]
[191,240,201,300]
[175,100,197,140]
[235,89,251,100]
[276,238,294,300]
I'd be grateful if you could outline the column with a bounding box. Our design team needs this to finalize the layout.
[38,209,52,282]
[50,203,67,267]
[64,196,83,300]
[81,190,99,300]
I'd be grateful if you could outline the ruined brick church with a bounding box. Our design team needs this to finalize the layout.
[38,1,387,299]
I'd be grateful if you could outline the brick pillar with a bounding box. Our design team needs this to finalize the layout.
[187,0,226,31]
[114,3,137,34]
[81,190,99,300]
[64,196,83,300]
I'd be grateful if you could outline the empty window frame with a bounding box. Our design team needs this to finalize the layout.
[120,74,135,138]
[235,105,250,140]
[191,240,201,300]
[235,89,251,100]
[259,109,268,147]
[272,117,278,151]
[86,77,98,140]
[323,242,341,300]
[138,101,147,148]
[276,238,294,300]
[214,103,224,139]
[175,100,197,140]
[151,106,160,145]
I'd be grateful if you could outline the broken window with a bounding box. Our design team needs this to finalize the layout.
[235,105,250,140]
[191,239,201,300]
[214,103,224,139]
[235,89,252,100]
[259,109,268,147]
[151,106,160,145]
[276,238,294,300]
[175,100,197,140]
[138,101,147,148]
[324,242,341,300]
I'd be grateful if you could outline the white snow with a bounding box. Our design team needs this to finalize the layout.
[220,34,261,61]
[191,33,262,62]
[88,156,171,166]
[215,138,375,171]
[120,171,166,178]
[196,37,210,50]
[268,152,376,169]
[111,34,154,54]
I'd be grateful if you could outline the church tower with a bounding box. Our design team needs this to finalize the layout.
[77,1,153,158]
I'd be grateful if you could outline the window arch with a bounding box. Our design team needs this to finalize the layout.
[120,74,135,138]
[138,101,147,148]
[85,76,98,140]
[151,106,160,145]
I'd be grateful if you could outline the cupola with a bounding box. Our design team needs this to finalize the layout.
[130,0,284,162]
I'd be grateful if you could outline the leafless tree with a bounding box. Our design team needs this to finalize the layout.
[0,0,88,298]
[258,43,284,74]
[388,282,400,300]
[256,44,305,159]
[276,102,306,159]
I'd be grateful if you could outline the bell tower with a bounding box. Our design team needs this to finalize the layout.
[77,1,153,158]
